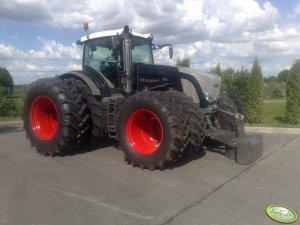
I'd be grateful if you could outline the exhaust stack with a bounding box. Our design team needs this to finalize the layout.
[122,25,133,94]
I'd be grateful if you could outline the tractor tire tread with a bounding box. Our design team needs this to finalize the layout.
[116,91,187,169]
[23,78,90,156]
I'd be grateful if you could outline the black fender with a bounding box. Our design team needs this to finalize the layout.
[58,66,112,98]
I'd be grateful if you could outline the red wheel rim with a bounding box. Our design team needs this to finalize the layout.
[126,109,163,155]
[30,96,58,140]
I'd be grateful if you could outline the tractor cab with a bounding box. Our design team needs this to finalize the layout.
[80,27,154,89]
[79,26,173,93]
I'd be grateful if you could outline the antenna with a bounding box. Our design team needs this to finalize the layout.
[83,22,89,40]
[83,22,89,32]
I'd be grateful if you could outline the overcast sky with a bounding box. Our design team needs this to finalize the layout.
[0,0,299,84]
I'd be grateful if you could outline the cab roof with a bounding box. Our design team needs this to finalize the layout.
[80,29,153,42]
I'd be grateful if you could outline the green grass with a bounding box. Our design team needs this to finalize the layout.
[0,117,21,122]
[248,99,300,128]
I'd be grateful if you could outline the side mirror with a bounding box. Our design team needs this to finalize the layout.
[169,45,173,59]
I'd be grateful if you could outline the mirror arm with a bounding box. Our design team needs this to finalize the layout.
[152,44,173,59]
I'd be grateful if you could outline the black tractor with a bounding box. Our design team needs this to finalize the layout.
[23,25,263,170]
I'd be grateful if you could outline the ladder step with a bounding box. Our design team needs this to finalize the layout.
[107,99,117,138]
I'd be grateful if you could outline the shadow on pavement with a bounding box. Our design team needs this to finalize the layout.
[70,137,118,156]
[170,150,206,170]
[0,124,23,134]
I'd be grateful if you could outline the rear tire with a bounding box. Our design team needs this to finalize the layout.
[23,78,91,156]
[116,91,187,170]
[72,79,108,141]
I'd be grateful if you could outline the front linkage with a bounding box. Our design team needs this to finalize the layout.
[205,100,263,165]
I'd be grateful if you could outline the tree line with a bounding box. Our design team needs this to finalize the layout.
[1,58,300,124]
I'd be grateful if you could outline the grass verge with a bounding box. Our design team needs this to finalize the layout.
[247,99,300,128]
[1,98,299,128]
[0,117,21,122]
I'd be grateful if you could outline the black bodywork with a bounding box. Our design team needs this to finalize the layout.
[60,63,209,107]
[136,64,209,107]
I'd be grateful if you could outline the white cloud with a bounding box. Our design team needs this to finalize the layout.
[0,0,299,82]
[0,44,14,60]
[0,43,25,60]
[29,50,46,59]
[0,38,82,84]
[0,0,51,23]
[25,64,38,71]
[36,37,81,60]
[67,63,81,71]
[0,0,278,42]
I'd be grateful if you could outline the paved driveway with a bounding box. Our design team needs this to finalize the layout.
[0,122,299,225]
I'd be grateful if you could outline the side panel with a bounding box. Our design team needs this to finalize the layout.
[136,64,180,91]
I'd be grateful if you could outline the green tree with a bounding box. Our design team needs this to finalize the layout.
[264,75,277,84]
[234,67,250,102]
[218,60,266,123]
[278,69,289,83]
[220,68,236,92]
[0,67,14,96]
[284,60,300,124]
[211,63,222,76]
[244,57,264,123]
[176,58,190,68]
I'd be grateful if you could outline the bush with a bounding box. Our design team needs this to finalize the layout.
[264,82,285,99]
[0,85,19,117]
[284,59,300,124]
[219,58,264,124]
[0,98,18,116]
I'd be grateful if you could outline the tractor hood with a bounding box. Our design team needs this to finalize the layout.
[136,64,221,105]
[178,67,221,102]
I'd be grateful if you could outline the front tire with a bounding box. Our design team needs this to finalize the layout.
[166,90,205,156]
[116,91,187,169]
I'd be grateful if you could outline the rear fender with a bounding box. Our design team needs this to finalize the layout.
[58,68,112,98]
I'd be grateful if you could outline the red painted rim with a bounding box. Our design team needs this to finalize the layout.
[126,109,163,155]
[30,95,58,140]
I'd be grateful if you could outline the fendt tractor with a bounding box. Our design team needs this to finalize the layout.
[23,25,263,170]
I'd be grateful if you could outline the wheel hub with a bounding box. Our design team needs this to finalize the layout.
[30,95,58,140]
[126,109,163,155]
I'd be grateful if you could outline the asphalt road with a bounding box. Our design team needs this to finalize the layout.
[0,122,299,225]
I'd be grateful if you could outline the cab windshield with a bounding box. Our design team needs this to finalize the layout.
[131,37,153,64]
[83,36,153,73]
